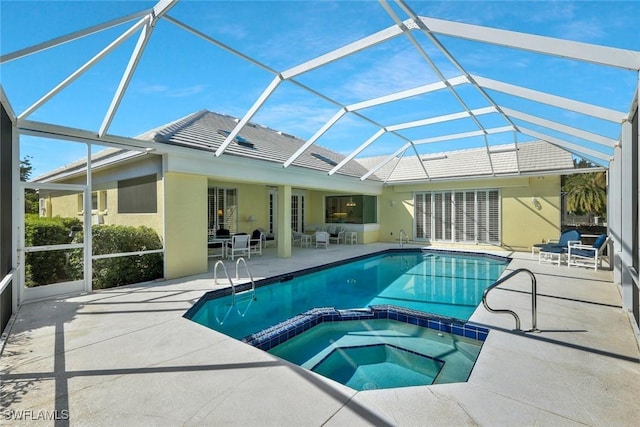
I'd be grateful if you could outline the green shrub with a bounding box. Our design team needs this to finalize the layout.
[24,215,82,287]
[68,225,163,289]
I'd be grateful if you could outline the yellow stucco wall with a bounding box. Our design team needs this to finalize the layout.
[501,176,561,251]
[164,172,208,279]
[306,190,325,227]
[41,156,164,237]
[377,176,562,251]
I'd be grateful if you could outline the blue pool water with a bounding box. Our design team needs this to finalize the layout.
[187,249,509,340]
[269,318,483,390]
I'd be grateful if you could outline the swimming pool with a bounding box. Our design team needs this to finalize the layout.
[186,249,508,390]
[186,249,509,340]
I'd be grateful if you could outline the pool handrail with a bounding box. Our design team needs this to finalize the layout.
[213,258,256,310]
[482,268,539,333]
[399,229,408,247]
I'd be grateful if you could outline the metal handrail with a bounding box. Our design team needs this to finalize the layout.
[214,258,256,309]
[214,260,234,289]
[399,229,408,247]
[482,268,539,332]
[235,257,256,297]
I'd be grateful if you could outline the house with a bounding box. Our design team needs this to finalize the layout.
[35,110,573,280]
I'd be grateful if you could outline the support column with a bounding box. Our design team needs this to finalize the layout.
[609,145,622,285]
[277,185,292,258]
[0,101,15,330]
[164,172,208,278]
[620,117,634,311]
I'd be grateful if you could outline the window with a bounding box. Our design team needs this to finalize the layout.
[117,174,157,213]
[208,187,238,233]
[291,193,305,232]
[77,191,100,213]
[325,195,377,224]
[414,189,500,244]
[91,192,98,211]
[311,153,338,166]
[217,129,254,148]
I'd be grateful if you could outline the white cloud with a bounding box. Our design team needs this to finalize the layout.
[136,83,169,94]
[168,85,206,98]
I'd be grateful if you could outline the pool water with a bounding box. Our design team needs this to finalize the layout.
[269,318,483,390]
[188,250,509,340]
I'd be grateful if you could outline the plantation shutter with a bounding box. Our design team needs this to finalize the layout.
[454,192,464,241]
[477,191,488,243]
[414,189,499,243]
[444,191,452,241]
[465,192,476,241]
[488,190,500,244]
[415,193,425,238]
[434,193,443,240]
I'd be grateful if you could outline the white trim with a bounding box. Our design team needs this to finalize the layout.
[100,21,155,137]
[22,243,84,253]
[329,129,386,175]
[215,75,283,156]
[22,181,86,192]
[169,150,383,194]
[0,270,14,295]
[0,86,16,124]
[360,143,411,181]
[420,16,640,70]
[0,10,149,64]
[501,107,617,148]
[518,127,611,163]
[281,24,405,79]
[21,280,85,304]
[413,126,513,145]
[92,248,164,260]
[345,76,468,111]
[18,16,151,120]
[284,108,346,168]
[473,75,626,123]
[387,107,496,131]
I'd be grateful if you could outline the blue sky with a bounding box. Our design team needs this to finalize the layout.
[1,0,639,177]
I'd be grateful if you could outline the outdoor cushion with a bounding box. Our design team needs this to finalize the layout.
[541,245,566,254]
[571,248,597,258]
[593,234,607,249]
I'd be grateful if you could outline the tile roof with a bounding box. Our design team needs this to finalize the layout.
[356,141,575,182]
[136,110,374,180]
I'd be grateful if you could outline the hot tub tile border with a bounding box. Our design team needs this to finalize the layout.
[245,305,489,351]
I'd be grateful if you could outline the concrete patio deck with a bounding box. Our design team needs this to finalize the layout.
[1,243,639,426]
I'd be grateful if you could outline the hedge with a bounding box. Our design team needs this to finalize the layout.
[68,225,164,289]
[24,215,82,287]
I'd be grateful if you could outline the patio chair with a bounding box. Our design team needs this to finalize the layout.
[249,229,263,255]
[538,229,581,266]
[315,231,329,249]
[328,226,345,245]
[226,233,251,260]
[258,228,275,247]
[568,234,610,270]
[292,229,303,246]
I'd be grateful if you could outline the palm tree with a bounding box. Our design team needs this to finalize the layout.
[563,171,607,219]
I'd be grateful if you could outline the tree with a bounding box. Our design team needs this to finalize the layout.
[20,156,39,214]
[563,160,607,220]
[20,156,33,180]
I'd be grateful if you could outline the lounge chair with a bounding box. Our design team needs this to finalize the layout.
[315,231,329,249]
[568,234,609,270]
[538,229,581,266]
[226,233,251,260]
